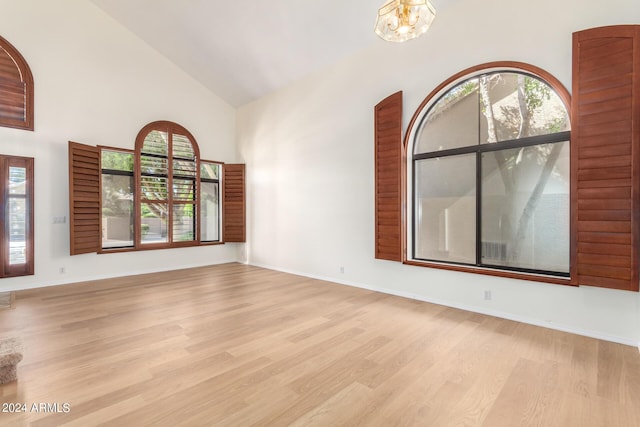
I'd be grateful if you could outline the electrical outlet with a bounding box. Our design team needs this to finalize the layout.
[484,290,492,301]
[339,266,345,274]
[59,267,66,274]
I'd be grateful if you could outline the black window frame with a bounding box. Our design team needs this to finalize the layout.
[411,69,571,278]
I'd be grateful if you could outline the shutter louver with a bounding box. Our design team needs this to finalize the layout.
[572,25,640,291]
[0,35,33,130]
[375,91,403,262]
[223,164,245,243]
[69,141,100,255]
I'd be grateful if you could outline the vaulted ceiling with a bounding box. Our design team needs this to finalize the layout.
[91,0,450,107]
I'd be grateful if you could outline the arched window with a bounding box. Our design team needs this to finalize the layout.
[407,62,571,277]
[70,121,244,255]
[134,121,212,247]
[0,35,34,130]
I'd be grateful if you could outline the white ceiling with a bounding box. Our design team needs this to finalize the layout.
[90,0,448,107]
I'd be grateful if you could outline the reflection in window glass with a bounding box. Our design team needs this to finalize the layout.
[102,150,134,172]
[173,178,194,201]
[102,174,134,249]
[173,134,195,159]
[201,182,219,242]
[479,73,570,144]
[141,131,168,156]
[173,205,195,242]
[412,68,571,276]
[8,197,26,265]
[415,79,480,154]
[9,167,26,195]
[481,142,569,273]
[1,158,33,277]
[200,163,219,180]
[415,154,476,264]
[141,177,168,200]
[141,203,168,244]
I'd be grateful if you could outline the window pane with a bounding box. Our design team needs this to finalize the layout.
[201,162,219,180]
[8,197,26,265]
[9,167,26,195]
[141,130,168,156]
[201,182,219,241]
[140,155,168,175]
[173,159,196,178]
[102,174,134,248]
[173,178,195,201]
[173,204,194,242]
[173,134,195,160]
[479,73,570,144]
[141,176,167,200]
[481,141,569,272]
[414,154,476,263]
[102,150,133,172]
[141,203,168,244]
[414,78,480,154]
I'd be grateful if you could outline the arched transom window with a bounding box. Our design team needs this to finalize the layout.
[410,65,571,277]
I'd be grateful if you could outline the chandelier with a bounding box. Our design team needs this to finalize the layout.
[375,0,436,43]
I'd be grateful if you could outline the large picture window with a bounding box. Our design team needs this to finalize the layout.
[97,121,223,251]
[71,125,244,255]
[411,69,571,277]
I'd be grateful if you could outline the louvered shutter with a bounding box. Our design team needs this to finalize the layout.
[0,35,33,130]
[223,164,246,243]
[69,141,100,255]
[572,25,640,291]
[375,91,403,261]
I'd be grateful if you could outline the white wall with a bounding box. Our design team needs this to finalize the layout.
[237,0,640,346]
[0,0,241,291]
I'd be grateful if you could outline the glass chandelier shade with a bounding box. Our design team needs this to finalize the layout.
[375,0,436,43]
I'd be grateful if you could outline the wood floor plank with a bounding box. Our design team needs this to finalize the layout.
[0,263,638,426]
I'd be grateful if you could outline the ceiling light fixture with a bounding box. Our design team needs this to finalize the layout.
[375,0,436,43]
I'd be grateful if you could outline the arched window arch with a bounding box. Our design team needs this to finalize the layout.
[406,62,571,279]
[134,120,206,247]
[0,35,34,130]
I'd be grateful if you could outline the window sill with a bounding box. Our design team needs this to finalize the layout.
[403,259,575,286]
[99,241,224,254]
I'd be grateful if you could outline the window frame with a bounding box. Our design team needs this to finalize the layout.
[404,62,573,285]
[99,146,135,251]
[199,159,222,243]
[98,122,225,253]
[0,154,34,278]
[135,121,201,249]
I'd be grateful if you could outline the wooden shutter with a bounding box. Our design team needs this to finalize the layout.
[69,141,100,255]
[223,164,245,243]
[0,35,33,130]
[572,25,640,291]
[375,91,403,261]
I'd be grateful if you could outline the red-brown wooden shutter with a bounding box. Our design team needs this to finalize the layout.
[0,35,33,130]
[223,163,246,243]
[572,25,640,291]
[375,91,403,261]
[69,141,100,255]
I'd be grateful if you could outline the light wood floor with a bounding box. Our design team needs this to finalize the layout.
[1,263,639,426]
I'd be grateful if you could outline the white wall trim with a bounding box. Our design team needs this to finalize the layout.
[249,262,639,348]
[6,260,236,292]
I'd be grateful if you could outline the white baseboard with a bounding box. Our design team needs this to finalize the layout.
[249,262,639,348]
[4,259,238,292]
